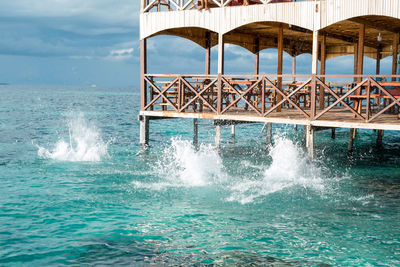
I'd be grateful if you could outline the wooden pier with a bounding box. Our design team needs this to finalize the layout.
[139,0,400,157]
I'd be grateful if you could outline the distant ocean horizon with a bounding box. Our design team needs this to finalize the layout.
[1,84,399,265]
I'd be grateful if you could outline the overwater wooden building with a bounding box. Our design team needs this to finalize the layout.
[139,0,400,156]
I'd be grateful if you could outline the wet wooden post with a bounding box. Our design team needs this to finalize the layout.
[377,130,384,147]
[139,115,149,148]
[193,118,198,146]
[348,128,356,153]
[266,123,272,145]
[231,124,236,139]
[277,25,283,112]
[306,125,314,159]
[215,123,221,148]
[319,33,326,110]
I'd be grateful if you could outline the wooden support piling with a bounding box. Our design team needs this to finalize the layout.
[377,130,384,147]
[266,123,272,145]
[215,124,222,148]
[193,118,198,146]
[306,125,314,159]
[139,115,149,148]
[231,125,236,138]
[348,128,356,153]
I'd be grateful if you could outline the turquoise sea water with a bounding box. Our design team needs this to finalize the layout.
[1,85,400,266]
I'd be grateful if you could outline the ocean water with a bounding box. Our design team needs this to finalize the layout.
[1,85,400,266]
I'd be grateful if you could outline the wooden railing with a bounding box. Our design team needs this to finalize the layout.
[141,0,302,13]
[141,74,400,123]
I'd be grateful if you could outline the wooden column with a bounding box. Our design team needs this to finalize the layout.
[217,33,224,114]
[311,31,319,74]
[205,32,211,75]
[218,34,225,75]
[311,30,319,119]
[392,33,399,81]
[277,25,283,112]
[254,37,260,76]
[140,39,147,110]
[292,54,296,82]
[376,46,382,75]
[354,42,358,82]
[357,24,365,83]
[319,33,326,109]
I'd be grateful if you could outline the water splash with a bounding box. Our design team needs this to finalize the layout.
[227,136,325,204]
[37,113,109,162]
[133,138,226,189]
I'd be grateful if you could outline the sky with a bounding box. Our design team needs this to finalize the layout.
[0,1,394,87]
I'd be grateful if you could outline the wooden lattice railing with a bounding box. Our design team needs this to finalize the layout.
[141,74,400,123]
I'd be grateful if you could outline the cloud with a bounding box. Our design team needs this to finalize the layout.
[106,48,135,61]
[0,1,140,59]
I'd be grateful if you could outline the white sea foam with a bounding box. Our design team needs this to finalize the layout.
[133,138,226,189]
[227,136,325,204]
[37,113,108,162]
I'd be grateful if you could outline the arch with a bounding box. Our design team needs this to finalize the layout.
[321,0,400,30]
[220,2,315,34]
[147,27,218,49]
[320,15,400,60]
[223,21,313,56]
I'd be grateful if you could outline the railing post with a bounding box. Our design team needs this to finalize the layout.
[310,74,316,120]
[217,74,222,114]
[366,77,371,122]
[178,75,182,111]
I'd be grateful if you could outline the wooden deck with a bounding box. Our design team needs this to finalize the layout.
[140,106,400,131]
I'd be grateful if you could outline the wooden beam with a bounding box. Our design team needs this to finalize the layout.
[277,25,283,112]
[392,33,399,81]
[349,17,400,34]
[205,32,211,75]
[140,39,147,110]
